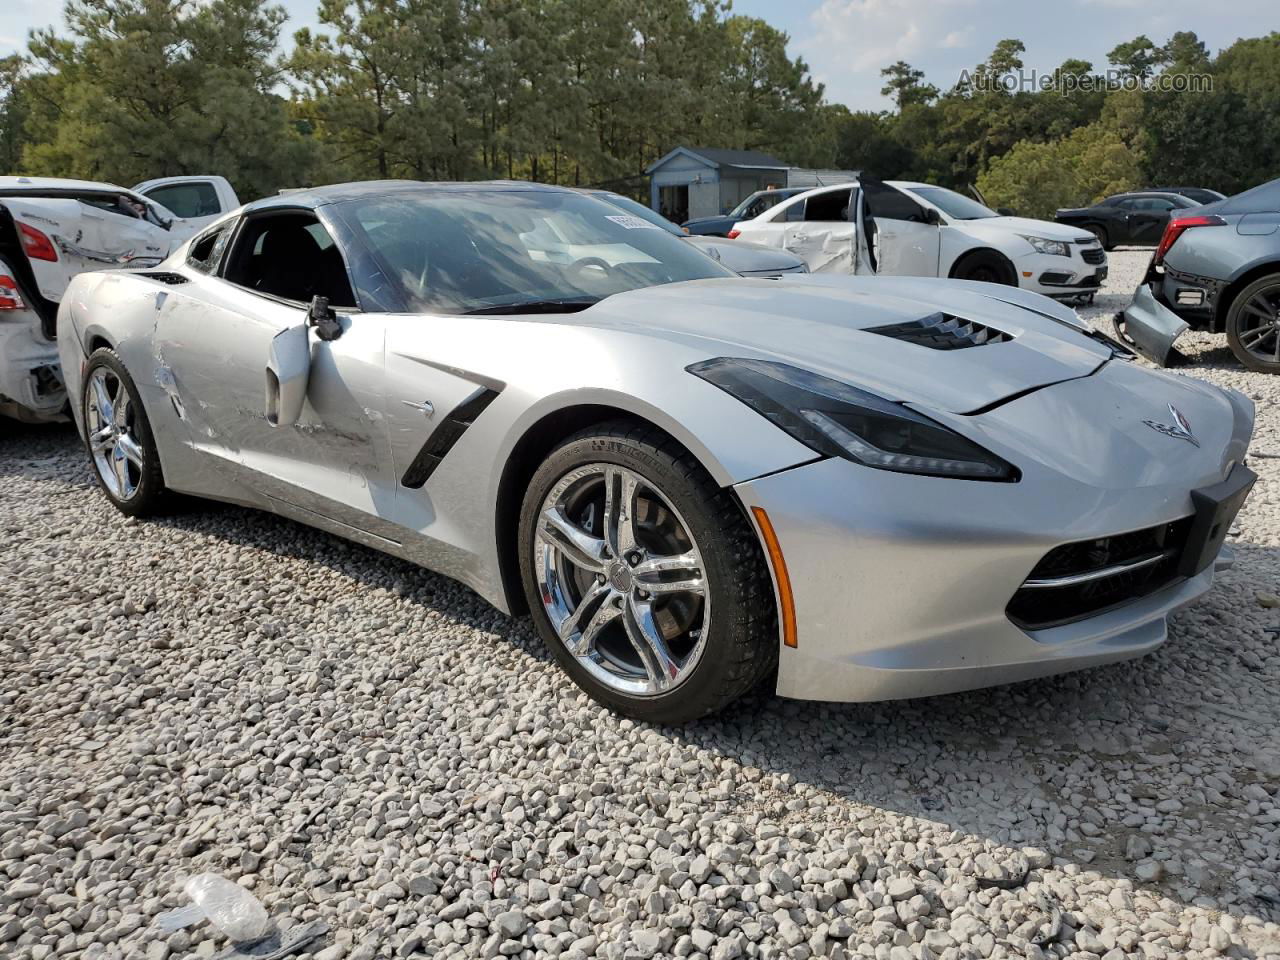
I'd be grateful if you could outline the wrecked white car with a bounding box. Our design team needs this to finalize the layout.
[0,175,239,421]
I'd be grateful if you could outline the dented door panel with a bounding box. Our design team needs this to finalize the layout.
[153,278,398,534]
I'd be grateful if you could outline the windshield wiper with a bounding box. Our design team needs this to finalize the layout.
[462,297,600,316]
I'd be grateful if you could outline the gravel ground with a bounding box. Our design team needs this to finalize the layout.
[2,248,1278,960]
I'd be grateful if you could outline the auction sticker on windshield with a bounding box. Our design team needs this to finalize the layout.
[605,215,662,230]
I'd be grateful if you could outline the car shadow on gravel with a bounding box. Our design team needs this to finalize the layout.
[678,537,1280,922]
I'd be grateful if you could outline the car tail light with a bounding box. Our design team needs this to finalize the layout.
[18,222,58,262]
[1153,214,1225,265]
[726,229,741,240]
[0,273,24,311]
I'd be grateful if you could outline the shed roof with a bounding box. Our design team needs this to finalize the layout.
[645,146,789,174]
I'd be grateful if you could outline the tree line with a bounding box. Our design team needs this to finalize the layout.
[0,1,1276,217]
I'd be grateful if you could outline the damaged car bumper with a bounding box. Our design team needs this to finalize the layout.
[0,310,64,421]
[1117,281,1189,367]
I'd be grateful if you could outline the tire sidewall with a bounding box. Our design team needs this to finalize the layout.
[518,432,758,723]
[82,349,165,515]
[957,252,1015,286]
[1226,275,1280,373]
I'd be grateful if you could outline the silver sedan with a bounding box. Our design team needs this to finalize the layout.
[57,181,1256,722]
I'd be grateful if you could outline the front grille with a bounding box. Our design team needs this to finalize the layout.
[1080,247,1106,265]
[866,312,1012,350]
[1007,517,1192,630]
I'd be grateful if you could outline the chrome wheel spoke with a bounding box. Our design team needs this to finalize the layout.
[540,507,608,573]
[116,433,145,468]
[559,582,619,656]
[111,446,131,494]
[89,425,115,453]
[622,598,680,692]
[603,466,639,558]
[112,382,130,427]
[633,550,705,595]
[90,373,114,424]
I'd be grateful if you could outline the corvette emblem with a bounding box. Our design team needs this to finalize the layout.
[1143,404,1199,447]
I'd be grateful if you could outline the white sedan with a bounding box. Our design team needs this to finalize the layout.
[729,178,1108,301]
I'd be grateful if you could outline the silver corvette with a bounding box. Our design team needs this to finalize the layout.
[57,181,1257,723]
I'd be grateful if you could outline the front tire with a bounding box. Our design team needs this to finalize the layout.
[1225,273,1280,373]
[518,421,777,723]
[953,251,1016,286]
[81,348,168,515]
[1088,225,1113,251]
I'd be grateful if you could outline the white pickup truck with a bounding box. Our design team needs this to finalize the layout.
[0,174,239,422]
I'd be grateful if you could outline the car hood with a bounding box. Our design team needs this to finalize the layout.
[575,275,1112,414]
[681,215,733,229]
[958,216,1095,243]
[685,236,804,273]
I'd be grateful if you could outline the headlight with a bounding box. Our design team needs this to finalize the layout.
[688,358,1018,481]
[1019,235,1071,258]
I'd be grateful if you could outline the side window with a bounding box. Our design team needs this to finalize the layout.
[1115,197,1140,210]
[222,212,357,307]
[145,182,222,219]
[802,189,851,222]
[186,224,232,274]
[862,181,929,223]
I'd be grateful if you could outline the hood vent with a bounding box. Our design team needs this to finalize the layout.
[135,271,189,285]
[866,312,1012,350]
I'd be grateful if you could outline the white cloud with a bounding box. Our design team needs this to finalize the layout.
[800,0,981,109]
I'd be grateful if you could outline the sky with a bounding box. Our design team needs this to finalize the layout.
[1,0,1274,112]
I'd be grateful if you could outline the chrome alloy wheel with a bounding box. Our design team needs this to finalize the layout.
[534,464,710,697]
[86,367,145,500]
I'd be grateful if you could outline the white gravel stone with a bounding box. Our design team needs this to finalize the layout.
[0,250,1278,959]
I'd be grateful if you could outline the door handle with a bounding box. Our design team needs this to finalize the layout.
[401,399,434,417]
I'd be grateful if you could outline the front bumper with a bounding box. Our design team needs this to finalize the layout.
[1015,246,1108,299]
[735,362,1253,703]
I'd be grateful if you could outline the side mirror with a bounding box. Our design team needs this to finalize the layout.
[265,323,311,428]
[924,207,943,226]
[307,295,343,342]
[997,207,1016,217]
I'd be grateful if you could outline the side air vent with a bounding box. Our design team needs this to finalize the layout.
[866,312,1012,350]
[136,271,189,285]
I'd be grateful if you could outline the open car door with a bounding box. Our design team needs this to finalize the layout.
[778,186,859,273]
[857,177,941,278]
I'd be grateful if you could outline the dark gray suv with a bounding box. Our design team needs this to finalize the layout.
[1119,177,1280,373]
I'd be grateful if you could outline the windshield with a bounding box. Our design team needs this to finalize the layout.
[907,187,998,220]
[729,190,788,220]
[592,192,684,236]
[336,189,733,314]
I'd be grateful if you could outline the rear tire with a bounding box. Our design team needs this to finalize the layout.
[1225,273,1280,374]
[518,421,777,723]
[953,251,1016,286]
[81,348,169,516]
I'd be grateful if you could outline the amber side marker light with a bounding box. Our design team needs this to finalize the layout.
[750,506,797,648]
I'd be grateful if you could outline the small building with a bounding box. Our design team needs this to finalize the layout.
[645,146,859,221]
[645,146,790,223]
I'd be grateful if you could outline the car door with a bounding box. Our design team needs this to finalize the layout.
[1128,197,1177,244]
[154,208,401,541]
[779,186,858,273]
[857,179,941,277]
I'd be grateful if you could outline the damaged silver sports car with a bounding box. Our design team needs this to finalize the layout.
[58,181,1256,722]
